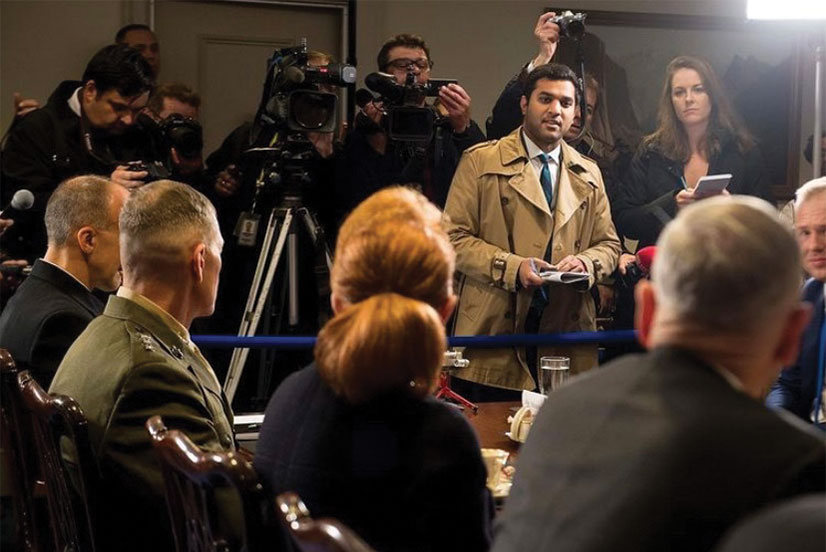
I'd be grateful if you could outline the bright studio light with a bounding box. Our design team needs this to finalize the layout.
[747,0,826,20]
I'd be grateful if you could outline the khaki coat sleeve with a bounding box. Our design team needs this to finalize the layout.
[444,152,526,292]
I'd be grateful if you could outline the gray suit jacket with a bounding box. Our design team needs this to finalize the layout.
[492,347,826,552]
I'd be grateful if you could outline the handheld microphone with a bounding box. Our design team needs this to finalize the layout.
[0,189,34,219]
[635,246,657,275]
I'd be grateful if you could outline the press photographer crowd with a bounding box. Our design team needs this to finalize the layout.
[1,9,825,552]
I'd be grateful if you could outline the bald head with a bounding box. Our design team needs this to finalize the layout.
[652,196,800,334]
[119,180,221,275]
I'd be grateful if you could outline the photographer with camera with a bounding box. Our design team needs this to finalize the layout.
[342,33,485,212]
[1,44,159,261]
[141,83,208,191]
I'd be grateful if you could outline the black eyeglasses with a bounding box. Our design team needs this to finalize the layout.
[386,58,433,71]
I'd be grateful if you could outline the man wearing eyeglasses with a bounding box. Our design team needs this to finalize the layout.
[341,33,486,212]
[1,44,159,262]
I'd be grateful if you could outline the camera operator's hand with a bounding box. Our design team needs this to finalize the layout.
[363,100,384,126]
[111,165,147,189]
[170,148,204,176]
[214,164,241,198]
[556,254,586,273]
[518,257,552,289]
[617,253,636,275]
[438,83,472,133]
[532,12,561,68]
[307,131,334,159]
[13,92,40,118]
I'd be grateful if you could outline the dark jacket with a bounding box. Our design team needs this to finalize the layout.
[341,113,485,212]
[613,138,775,248]
[0,259,103,387]
[254,364,493,552]
[766,278,826,423]
[1,81,158,260]
[492,347,826,552]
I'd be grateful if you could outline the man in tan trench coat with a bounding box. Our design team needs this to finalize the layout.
[444,64,620,392]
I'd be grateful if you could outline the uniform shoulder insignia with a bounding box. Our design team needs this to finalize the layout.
[170,345,184,360]
[138,333,155,352]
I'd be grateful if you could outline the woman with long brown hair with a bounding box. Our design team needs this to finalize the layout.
[614,55,773,247]
[254,187,492,552]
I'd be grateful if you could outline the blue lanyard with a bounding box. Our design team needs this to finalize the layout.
[813,314,826,425]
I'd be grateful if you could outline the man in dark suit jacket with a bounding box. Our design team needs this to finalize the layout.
[492,196,825,552]
[767,177,826,425]
[0,175,127,386]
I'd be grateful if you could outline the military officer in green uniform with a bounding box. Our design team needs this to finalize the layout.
[51,179,231,551]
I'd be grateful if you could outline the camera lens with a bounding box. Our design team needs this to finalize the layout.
[291,91,335,130]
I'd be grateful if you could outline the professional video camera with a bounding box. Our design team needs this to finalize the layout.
[242,39,355,209]
[545,9,587,38]
[254,38,356,136]
[364,71,458,142]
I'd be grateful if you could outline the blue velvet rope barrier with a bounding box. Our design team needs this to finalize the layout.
[192,329,637,349]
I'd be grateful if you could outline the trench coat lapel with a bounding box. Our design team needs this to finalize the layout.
[554,146,594,235]
[500,130,552,217]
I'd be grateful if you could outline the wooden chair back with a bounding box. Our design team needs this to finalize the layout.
[0,349,44,551]
[146,415,273,552]
[16,365,100,552]
[275,492,376,552]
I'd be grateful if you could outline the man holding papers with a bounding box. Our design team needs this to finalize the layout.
[444,63,620,395]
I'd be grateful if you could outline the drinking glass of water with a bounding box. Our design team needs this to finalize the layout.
[539,356,570,395]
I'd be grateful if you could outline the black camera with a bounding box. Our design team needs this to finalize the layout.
[364,72,458,142]
[617,262,644,289]
[159,114,203,159]
[545,9,587,38]
[126,160,171,182]
[257,39,356,134]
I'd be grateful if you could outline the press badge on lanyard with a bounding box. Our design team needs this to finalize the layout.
[234,212,261,247]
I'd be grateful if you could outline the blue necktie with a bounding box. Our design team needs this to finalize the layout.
[538,153,553,208]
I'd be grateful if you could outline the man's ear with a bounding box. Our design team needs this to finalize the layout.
[192,243,206,283]
[520,95,528,117]
[634,280,656,349]
[76,226,96,255]
[773,303,812,368]
[82,80,98,103]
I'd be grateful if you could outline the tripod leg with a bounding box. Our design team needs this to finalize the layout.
[298,207,333,271]
[287,228,299,327]
[224,208,295,402]
[226,209,279,394]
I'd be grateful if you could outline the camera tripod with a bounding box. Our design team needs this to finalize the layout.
[224,193,332,403]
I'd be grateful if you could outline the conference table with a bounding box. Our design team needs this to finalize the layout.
[464,401,521,456]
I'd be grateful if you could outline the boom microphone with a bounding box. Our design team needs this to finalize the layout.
[0,189,34,219]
